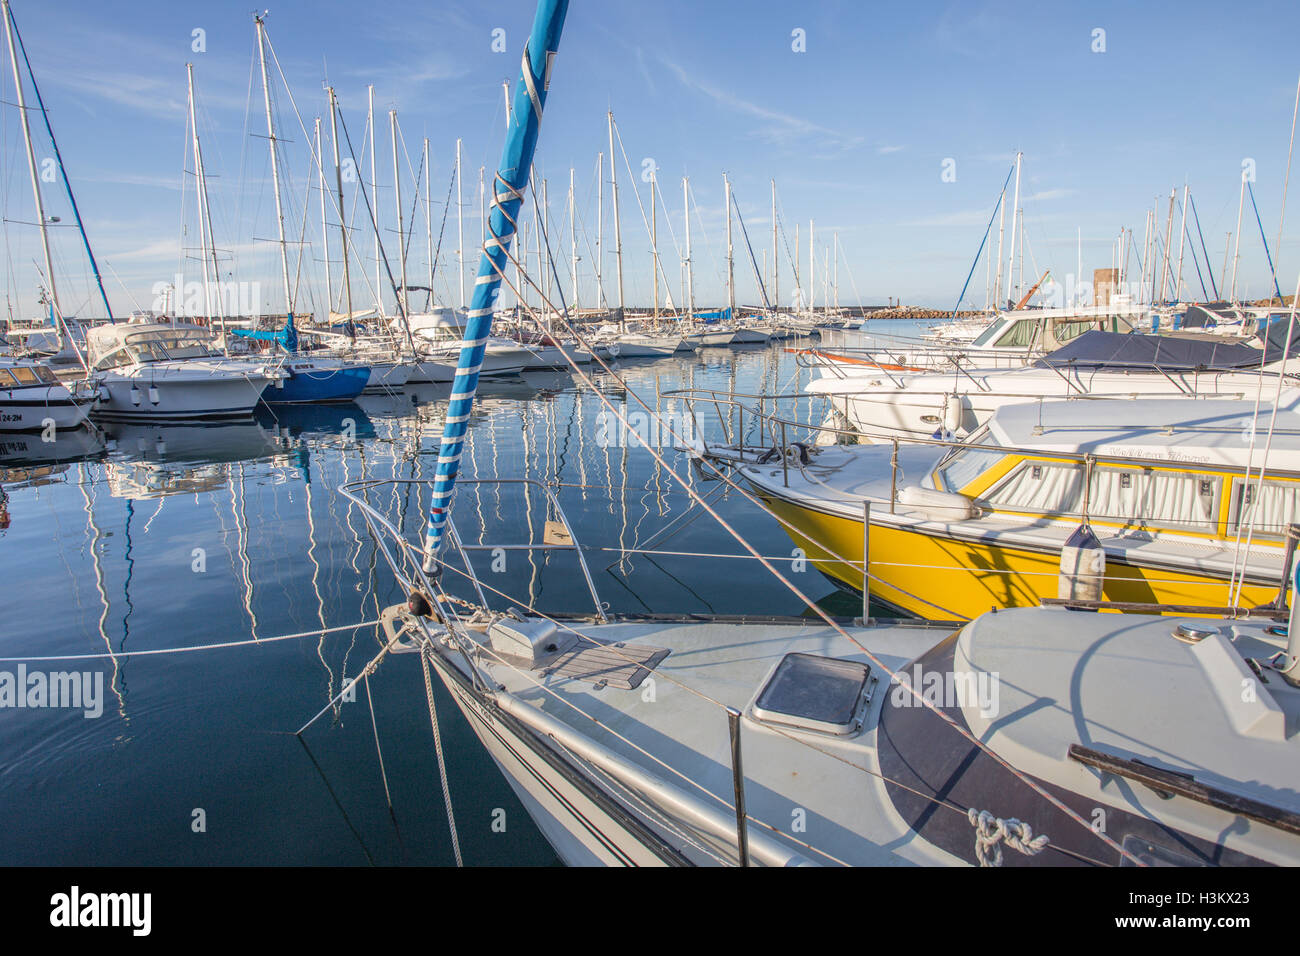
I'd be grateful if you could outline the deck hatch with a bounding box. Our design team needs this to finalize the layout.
[750,653,873,736]
[540,639,669,690]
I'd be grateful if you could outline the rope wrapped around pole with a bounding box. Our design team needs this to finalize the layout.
[423,0,570,572]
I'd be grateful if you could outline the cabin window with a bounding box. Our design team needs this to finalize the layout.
[9,366,39,386]
[982,460,1085,514]
[934,430,1005,493]
[1088,467,1220,532]
[1053,319,1095,343]
[101,348,133,370]
[992,319,1038,349]
[1228,477,1300,538]
[982,461,1221,532]
[0,369,16,387]
[33,365,58,384]
[969,318,1008,349]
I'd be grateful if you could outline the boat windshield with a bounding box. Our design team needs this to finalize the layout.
[934,428,1005,493]
[0,364,58,386]
[97,329,221,368]
[969,318,1008,349]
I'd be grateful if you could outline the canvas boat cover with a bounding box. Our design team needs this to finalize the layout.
[1034,321,1300,371]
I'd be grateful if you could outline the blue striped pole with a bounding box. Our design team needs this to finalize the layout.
[423,0,569,572]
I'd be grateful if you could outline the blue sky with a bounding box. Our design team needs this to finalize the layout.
[4,0,1300,321]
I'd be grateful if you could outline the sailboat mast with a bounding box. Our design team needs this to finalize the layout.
[993,193,1003,312]
[725,175,735,315]
[425,138,434,310]
[316,117,333,315]
[808,219,815,314]
[596,152,604,311]
[834,232,839,312]
[369,86,380,314]
[1006,150,1021,303]
[3,0,59,321]
[423,0,569,566]
[1231,173,1246,303]
[328,88,353,330]
[771,179,778,310]
[456,137,465,309]
[1174,184,1189,303]
[608,113,624,326]
[390,110,409,318]
[1157,188,1175,305]
[652,171,659,322]
[684,176,695,316]
[569,167,578,313]
[255,15,293,322]
[187,63,221,336]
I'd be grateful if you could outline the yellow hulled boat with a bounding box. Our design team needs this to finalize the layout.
[734,398,1300,619]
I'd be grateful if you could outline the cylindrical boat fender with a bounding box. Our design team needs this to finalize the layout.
[129,386,142,406]
[942,393,962,434]
[1058,523,1106,604]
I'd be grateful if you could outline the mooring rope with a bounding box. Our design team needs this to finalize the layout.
[420,641,464,867]
[0,619,382,663]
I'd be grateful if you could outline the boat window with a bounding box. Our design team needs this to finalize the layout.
[934,430,1005,493]
[1228,477,1300,538]
[992,318,1039,348]
[983,460,1085,514]
[94,347,134,370]
[33,365,58,384]
[9,366,39,386]
[1054,319,1095,343]
[984,461,1221,532]
[969,318,1007,348]
[1088,467,1220,532]
[0,369,16,387]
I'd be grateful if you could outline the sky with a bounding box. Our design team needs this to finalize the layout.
[4,0,1300,322]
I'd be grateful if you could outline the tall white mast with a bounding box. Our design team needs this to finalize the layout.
[608,113,624,324]
[808,219,815,314]
[1157,188,1175,304]
[771,179,778,310]
[725,174,735,315]
[684,176,695,316]
[541,176,551,323]
[833,232,839,312]
[390,110,409,319]
[1007,151,1022,302]
[328,88,353,330]
[651,171,659,322]
[369,85,380,314]
[1230,172,1247,303]
[424,137,433,309]
[569,167,578,313]
[315,116,332,315]
[794,222,800,307]
[3,0,59,322]
[456,137,465,309]
[255,15,292,321]
[596,152,604,310]
[1174,185,1188,303]
[823,247,829,312]
[187,63,214,327]
[993,189,1006,309]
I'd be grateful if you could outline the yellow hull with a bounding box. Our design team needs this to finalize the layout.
[759,494,1277,619]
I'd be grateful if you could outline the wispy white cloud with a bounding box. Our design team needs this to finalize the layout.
[876,145,905,154]
[660,57,861,151]
[900,208,995,228]
[1022,187,1074,202]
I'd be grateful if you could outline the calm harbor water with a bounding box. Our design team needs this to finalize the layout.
[0,325,915,865]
